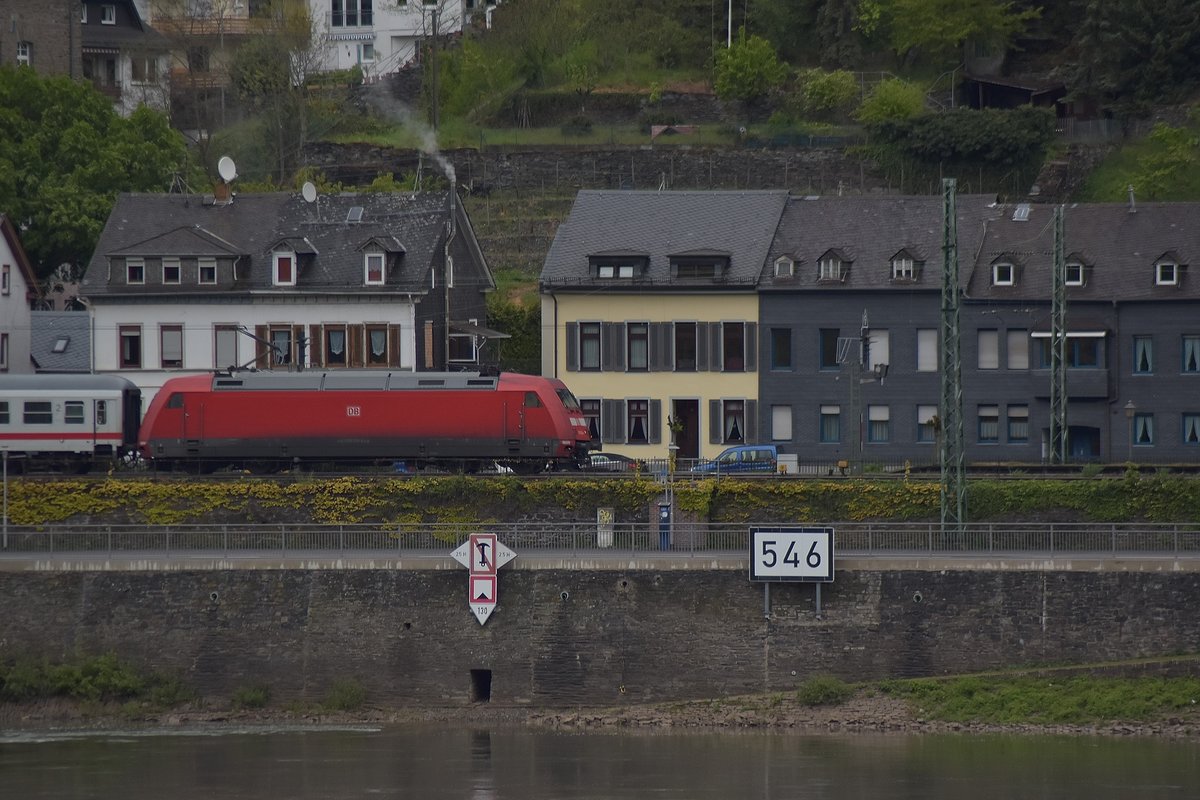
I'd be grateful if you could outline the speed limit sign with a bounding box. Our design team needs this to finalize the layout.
[749,526,834,582]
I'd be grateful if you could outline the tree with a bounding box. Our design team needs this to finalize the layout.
[0,66,187,278]
[714,31,788,105]
[874,0,1039,65]
[854,77,925,125]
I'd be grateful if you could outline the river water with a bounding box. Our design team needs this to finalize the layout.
[1,724,1196,799]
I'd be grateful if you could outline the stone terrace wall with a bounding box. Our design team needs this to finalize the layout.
[4,568,1197,708]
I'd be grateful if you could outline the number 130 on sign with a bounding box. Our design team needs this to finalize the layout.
[749,527,835,582]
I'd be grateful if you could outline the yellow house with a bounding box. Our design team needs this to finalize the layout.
[539,190,789,463]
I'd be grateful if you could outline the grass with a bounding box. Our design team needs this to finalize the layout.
[1077,122,1200,202]
[796,675,854,707]
[879,674,1200,725]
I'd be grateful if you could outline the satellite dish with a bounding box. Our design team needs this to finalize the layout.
[217,156,238,182]
[301,181,317,203]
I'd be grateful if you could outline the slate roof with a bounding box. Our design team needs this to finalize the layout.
[30,311,91,373]
[763,194,1001,290]
[81,0,168,51]
[83,190,460,298]
[540,190,789,290]
[968,202,1200,301]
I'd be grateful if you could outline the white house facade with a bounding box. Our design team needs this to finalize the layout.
[0,214,39,375]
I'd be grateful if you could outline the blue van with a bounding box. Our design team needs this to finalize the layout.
[689,444,780,475]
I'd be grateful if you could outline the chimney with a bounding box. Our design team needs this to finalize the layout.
[214,182,232,205]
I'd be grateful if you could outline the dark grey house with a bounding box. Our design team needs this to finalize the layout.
[965,200,1200,463]
[757,194,999,468]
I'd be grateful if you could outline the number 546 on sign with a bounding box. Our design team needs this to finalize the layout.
[749,527,835,582]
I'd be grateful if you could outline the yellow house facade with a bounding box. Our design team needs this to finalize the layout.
[539,190,789,463]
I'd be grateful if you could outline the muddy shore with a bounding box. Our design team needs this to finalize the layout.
[4,691,1199,739]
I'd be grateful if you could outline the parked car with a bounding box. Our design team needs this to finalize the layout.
[584,452,641,472]
[689,444,780,475]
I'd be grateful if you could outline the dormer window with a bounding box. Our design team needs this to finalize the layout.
[671,250,730,280]
[817,250,849,282]
[1065,262,1085,286]
[773,256,795,278]
[674,260,720,279]
[992,262,1015,286]
[890,249,921,281]
[1157,261,1178,286]
[126,259,145,284]
[274,252,296,286]
[199,257,217,285]
[101,4,116,23]
[163,258,181,284]
[364,250,385,285]
[591,251,648,279]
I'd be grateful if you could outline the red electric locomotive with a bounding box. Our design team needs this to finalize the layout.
[139,370,595,473]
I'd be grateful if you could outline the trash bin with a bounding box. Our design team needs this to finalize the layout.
[658,503,671,550]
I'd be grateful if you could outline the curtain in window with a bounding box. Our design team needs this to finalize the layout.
[724,401,744,442]
[1007,406,1029,441]
[1184,415,1200,444]
[820,405,840,442]
[370,329,386,358]
[1134,337,1152,373]
[1184,337,1200,372]
[1135,414,1153,444]
[867,405,889,442]
[329,331,345,356]
[978,406,999,442]
[917,404,938,442]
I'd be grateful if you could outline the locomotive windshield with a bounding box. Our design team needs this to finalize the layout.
[556,388,582,411]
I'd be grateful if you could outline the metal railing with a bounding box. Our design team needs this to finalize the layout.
[2,522,1199,560]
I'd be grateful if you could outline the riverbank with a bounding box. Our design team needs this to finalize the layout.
[5,689,1200,739]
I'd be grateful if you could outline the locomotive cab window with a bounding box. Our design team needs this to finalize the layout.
[24,401,53,425]
[524,391,542,408]
[166,393,184,409]
[65,401,85,425]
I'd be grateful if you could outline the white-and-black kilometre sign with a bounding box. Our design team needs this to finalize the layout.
[451,533,517,625]
[749,526,835,583]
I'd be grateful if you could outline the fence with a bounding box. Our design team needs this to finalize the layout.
[2,522,1198,560]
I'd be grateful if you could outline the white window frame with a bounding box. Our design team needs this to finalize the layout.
[16,42,31,66]
[198,257,217,285]
[126,258,145,285]
[162,257,181,285]
[101,4,116,23]
[1065,262,1085,286]
[992,262,1014,286]
[773,256,794,278]
[364,251,385,285]
[359,43,375,63]
[868,329,889,371]
[273,252,297,286]
[160,324,184,369]
[818,257,843,281]
[891,257,915,280]
[1157,261,1178,286]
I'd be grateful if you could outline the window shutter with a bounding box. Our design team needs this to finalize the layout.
[254,325,269,369]
[709,399,721,443]
[745,399,758,442]
[601,399,623,444]
[293,326,305,366]
[309,325,322,367]
[389,325,402,367]
[600,323,617,371]
[349,325,364,367]
[708,323,722,372]
[648,399,662,443]
[612,323,627,371]
[696,322,711,371]
[744,322,758,371]
[565,323,579,371]
[649,322,667,371]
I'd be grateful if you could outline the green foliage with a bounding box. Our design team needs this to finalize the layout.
[323,678,367,711]
[486,294,542,373]
[796,675,854,706]
[0,66,188,278]
[1078,115,1200,202]
[796,69,860,119]
[1132,120,1200,200]
[714,31,789,104]
[877,0,1039,65]
[0,653,154,702]
[854,77,925,125]
[868,107,1057,167]
[232,685,272,709]
[881,674,1200,724]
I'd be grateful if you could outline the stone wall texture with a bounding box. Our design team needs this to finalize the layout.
[3,567,1198,707]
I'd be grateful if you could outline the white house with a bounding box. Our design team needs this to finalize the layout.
[0,214,39,375]
[81,188,494,406]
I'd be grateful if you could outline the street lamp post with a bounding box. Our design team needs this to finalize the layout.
[1124,400,1137,463]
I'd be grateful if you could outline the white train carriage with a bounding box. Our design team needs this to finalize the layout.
[0,375,142,471]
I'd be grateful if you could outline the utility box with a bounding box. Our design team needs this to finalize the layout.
[658,503,671,550]
[778,453,798,475]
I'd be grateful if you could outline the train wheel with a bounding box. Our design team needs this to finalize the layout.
[512,460,547,476]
